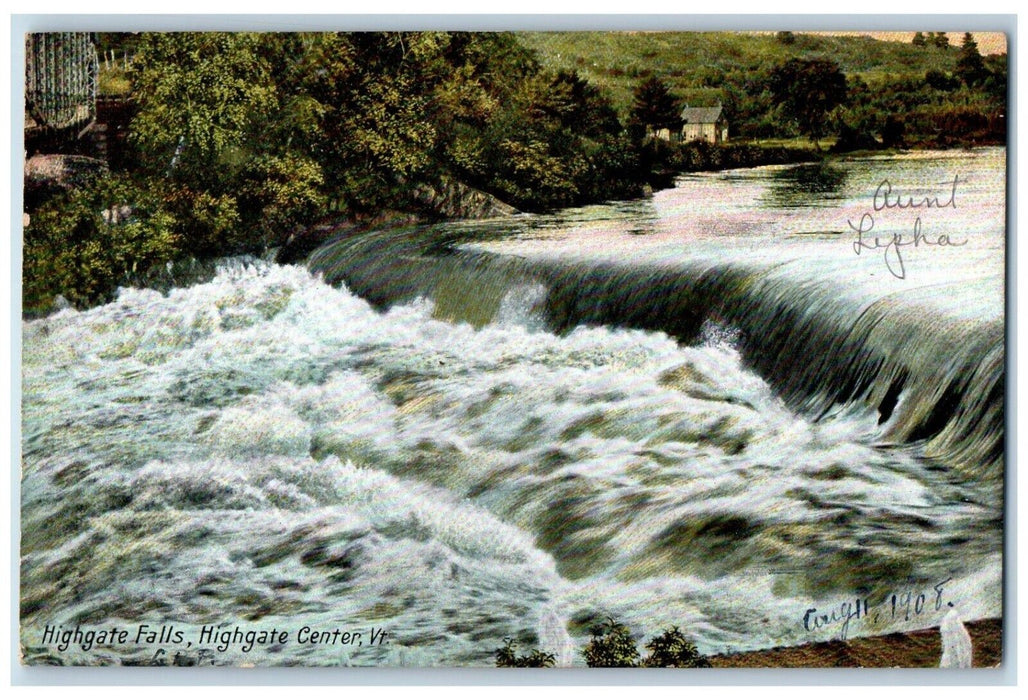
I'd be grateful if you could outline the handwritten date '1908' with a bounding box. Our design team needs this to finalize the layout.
[802,577,955,641]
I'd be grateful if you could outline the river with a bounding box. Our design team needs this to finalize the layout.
[21,148,1005,666]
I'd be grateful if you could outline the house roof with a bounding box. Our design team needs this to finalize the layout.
[680,105,723,124]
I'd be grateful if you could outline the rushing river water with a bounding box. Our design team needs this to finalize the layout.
[21,149,1005,666]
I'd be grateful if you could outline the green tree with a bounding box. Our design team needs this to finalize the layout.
[912,31,927,47]
[642,627,711,668]
[130,33,278,186]
[983,53,1007,101]
[956,32,988,87]
[475,67,641,210]
[583,617,640,667]
[630,76,681,138]
[542,70,622,138]
[932,32,951,49]
[291,32,441,213]
[130,32,326,254]
[881,115,906,148]
[768,58,848,150]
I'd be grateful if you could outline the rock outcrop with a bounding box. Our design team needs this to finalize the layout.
[411,177,518,220]
[24,153,108,210]
[277,179,518,265]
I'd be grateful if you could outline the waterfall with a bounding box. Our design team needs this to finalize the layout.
[309,226,1003,480]
[23,151,1003,666]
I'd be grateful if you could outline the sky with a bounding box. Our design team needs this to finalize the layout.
[812,31,1007,55]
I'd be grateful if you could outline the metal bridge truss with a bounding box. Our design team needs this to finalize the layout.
[25,32,99,135]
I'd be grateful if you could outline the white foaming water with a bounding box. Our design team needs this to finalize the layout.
[698,318,742,352]
[494,283,549,330]
[22,261,1001,666]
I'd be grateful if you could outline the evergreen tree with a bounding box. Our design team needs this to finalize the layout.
[881,115,906,148]
[912,31,927,47]
[983,53,1008,101]
[630,76,681,137]
[956,32,988,87]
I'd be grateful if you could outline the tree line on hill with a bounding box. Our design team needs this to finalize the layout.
[627,32,1004,154]
[703,32,1003,148]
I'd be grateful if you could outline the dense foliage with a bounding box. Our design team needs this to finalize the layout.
[768,59,848,150]
[583,617,642,667]
[125,32,648,218]
[27,31,655,311]
[23,173,179,314]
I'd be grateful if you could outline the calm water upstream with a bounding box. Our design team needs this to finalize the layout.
[22,149,1005,666]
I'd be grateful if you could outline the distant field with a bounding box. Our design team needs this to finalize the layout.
[801,31,1007,56]
[518,31,966,119]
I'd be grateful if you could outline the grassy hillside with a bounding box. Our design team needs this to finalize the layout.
[520,31,973,118]
[520,31,1006,148]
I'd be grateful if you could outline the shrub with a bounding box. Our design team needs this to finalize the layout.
[495,618,712,669]
[642,626,711,668]
[98,66,132,96]
[583,617,640,667]
[160,186,241,258]
[494,638,556,668]
[23,174,180,314]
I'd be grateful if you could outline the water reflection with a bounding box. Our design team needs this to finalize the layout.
[448,196,662,240]
[762,162,849,209]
